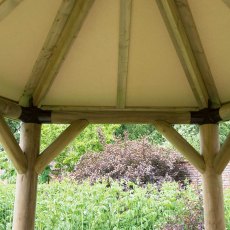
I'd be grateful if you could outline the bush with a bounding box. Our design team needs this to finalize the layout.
[71,138,191,185]
[41,124,119,172]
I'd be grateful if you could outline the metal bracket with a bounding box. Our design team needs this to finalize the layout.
[19,107,51,124]
[191,108,221,125]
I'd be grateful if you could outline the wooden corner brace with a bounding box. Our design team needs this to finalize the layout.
[153,120,205,174]
[214,132,230,174]
[35,119,88,174]
[0,115,27,174]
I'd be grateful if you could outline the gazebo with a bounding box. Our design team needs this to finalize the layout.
[0,0,230,229]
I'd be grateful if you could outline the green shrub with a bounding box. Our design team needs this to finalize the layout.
[0,181,203,229]
[41,124,119,173]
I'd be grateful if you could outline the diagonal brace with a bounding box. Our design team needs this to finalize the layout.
[153,120,205,173]
[0,115,27,173]
[214,133,230,174]
[35,119,88,174]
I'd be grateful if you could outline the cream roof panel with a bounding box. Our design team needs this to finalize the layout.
[188,0,230,104]
[43,0,119,106]
[126,0,197,107]
[0,0,61,101]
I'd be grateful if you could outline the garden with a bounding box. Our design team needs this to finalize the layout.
[1,121,230,229]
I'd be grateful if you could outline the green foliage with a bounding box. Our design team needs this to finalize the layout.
[174,124,200,151]
[224,188,230,229]
[0,119,20,183]
[115,124,166,145]
[41,124,119,172]
[0,181,204,229]
[0,151,16,184]
[219,121,230,146]
[0,184,14,229]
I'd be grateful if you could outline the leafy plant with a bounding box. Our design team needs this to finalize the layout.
[0,181,205,229]
[71,138,191,185]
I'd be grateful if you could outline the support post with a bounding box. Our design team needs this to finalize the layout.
[13,123,41,230]
[200,124,225,230]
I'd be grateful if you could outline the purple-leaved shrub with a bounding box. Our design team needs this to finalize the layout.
[71,137,191,185]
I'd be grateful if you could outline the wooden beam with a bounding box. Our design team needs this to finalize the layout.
[42,105,198,112]
[219,102,230,121]
[0,115,27,173]
[175,0,220,108]
[0,0,23,22]
[35,120,88,174]
[200,124,226,230]
[117,0,132,108]
[0,96,21,119]
[51,111,191,124]
[13,123,41,229]
[153,120,205,173]
[214,133,230,174]
[156,0,208,109]
[19,0,95,107]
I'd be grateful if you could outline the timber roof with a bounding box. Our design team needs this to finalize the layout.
[0,0,230,124]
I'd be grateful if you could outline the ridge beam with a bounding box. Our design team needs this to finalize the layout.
[35,120,88,174]
[156,0,208,109]
[153,120,205,173]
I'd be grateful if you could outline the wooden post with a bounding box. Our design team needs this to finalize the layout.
[200,124,225,230]
[13,123,41,230]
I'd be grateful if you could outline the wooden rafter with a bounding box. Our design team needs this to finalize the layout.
[35,120,88,174]
[117,0,132,108]
[0,115,27,173]
[156,0,209,109]
[175,0,220,108]
[19,0,95,107]
[153,120,205,173]
[0,0,23,22]
[214,133,230,174]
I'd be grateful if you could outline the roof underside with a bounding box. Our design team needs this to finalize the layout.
[0,0,230,114]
